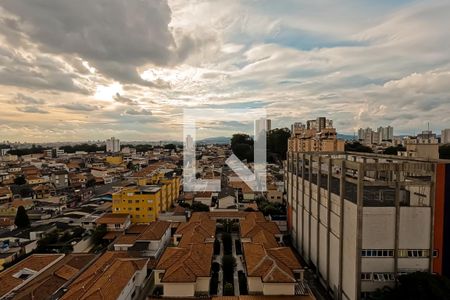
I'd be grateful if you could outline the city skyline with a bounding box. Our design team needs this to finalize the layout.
[1,0,450,142]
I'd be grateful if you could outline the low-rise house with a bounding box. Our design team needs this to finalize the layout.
[0,254,64,298]
[243,243,303,295]
[9,253,96,300]
[50,170,69,189]
[194,191,213,207]
[154,243,213,298]
[173,213,216,246]
[0,218,15,232]
[60,251,149,300]
[0,187,12,205]
[239,213,283,244]
[95,213,131,232]
[113,221,171,258]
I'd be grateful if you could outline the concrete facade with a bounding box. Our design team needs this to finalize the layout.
[285,152,438,300]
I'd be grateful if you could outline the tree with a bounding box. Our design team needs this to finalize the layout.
[14,206,30,228]
[383,145,406,155]
[267,128,291,162]
[345,141,373,153]
[222,254,236,282]
[164,143,177,150]
[222,232,233,255]
[191,201,210,212]
[231,134,254,162]
[14,175,27,185]
[440,144,450,159]
[223,282,234,296]
[91,224,107,245]
[370,272,450,300]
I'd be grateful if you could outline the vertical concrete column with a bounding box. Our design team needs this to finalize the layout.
[355,163,364,300]
[316,155,322,277]
[394,164,401,281]
[326,157,332,286]
[429,163,437,272]
[338,159,346,300]
[301,153,306,256]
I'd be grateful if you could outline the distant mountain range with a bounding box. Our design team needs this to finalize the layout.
[337,134,356,141]
[197,136,230,144]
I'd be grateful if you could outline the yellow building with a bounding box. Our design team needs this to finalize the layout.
[106,155,123,165]
[112,186,162,223]
[143,173,181,213]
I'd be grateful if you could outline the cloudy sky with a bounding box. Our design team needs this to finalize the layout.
[0,0,449,142]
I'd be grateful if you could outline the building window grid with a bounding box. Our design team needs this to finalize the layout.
[362,249,430,258]
[361,272,396,282]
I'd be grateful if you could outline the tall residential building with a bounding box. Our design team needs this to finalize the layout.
[255,117,271,136]
[442,129,450,144]
[285,151,450,300]
[106,136,121,152]
[358,126,394,145]
[288,117,344,153]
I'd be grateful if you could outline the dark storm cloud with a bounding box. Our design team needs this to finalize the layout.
[0,0,193,87]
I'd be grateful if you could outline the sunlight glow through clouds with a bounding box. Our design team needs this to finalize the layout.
[94,83,123,101]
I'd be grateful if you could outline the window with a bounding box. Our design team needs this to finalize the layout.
[399,249,430,258]
[148,207,152,211]
[361,273,372,281]
[128,200,132,204]
[135,200,139,203]
[136,207,140,211]
[361,249,394,257]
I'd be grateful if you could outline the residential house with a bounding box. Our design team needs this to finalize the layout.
[9,253,96,300]
[95,213,131,232]
[113,221,171,258]
[0,254,64,298]
[60,251,149,300]
[50,170,69,189]
[0,187,12,205]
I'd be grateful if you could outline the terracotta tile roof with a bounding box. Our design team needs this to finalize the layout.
[172,205,186,215]
[243,243,301,283]
[95,213,129,225]
[137,221,170,241]
[156,243,213,282]
[250,230,279,249]
[176,214,215,246]
[54,264,79,280]
[126,224,149,234]
[60,252,148,300]
[0,217,14,227]
[240,213,280,239]
[0,254,64,298]
[132,163,164,178]
[102,231,121,240]
[114,234,139,245]
[211,296,315,300]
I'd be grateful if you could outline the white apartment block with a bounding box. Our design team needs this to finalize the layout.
[285,152,437,300]
[441,129,450,144]
[106,136,121,152]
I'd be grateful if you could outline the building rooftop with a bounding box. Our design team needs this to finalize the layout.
[243,243,301,283]
[95,213,129,225]
[60,252,148,300]
[156,243,213,283]
[11,254,96,300]
[0,254,64,298]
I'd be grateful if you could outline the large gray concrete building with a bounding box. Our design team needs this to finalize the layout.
[285,151,442,300]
